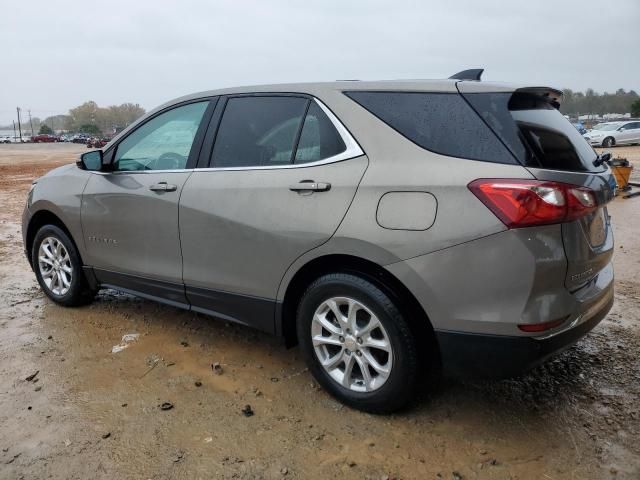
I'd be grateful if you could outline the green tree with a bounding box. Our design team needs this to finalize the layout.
[632,99,640,117]
[69,101,100,131]
[79,124,101,135]
[67,100,145,132]
[43,114,72,131]
[39,124,53,134]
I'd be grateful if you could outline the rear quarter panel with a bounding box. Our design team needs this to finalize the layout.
[277,88,535,300]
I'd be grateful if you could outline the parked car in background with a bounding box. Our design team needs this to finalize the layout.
[86,137,110,148]
[72,134,89,144]
[1,135,15,143]
[584,121,640,147]
[572,122,587,135]
[21,136,32,143]
[23,73,615,412]
[32,134,59,143]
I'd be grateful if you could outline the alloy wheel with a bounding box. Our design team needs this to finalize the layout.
[38,236,73,296]
[311,296,393,392]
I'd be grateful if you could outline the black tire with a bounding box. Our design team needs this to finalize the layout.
[297,273,420,413]
[32,225,97,307]
[602,137,615,148]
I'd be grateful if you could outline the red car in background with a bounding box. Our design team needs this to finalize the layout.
[32,134,59,143]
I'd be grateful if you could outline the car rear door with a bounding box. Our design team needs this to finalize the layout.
[460,86,615,292]
[626,122,640,143]
[81,100,214,305]
[179,94,367,332]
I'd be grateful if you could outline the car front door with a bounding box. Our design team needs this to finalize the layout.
[81,100,213,306]
[179,95,367,331]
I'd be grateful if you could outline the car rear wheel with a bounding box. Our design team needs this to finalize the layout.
[33,225,97,307]
[297,273,419,413]
[602,136,614,148]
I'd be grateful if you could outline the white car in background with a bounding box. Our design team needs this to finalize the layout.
[584,121,640,147]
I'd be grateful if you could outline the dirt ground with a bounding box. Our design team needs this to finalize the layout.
[0,143,639,480]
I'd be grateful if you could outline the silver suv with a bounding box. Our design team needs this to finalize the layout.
[22,71,615,412]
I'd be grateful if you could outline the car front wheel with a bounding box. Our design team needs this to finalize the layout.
[297,273,419,413]
[32,225,97,307]
[602,137,614,148]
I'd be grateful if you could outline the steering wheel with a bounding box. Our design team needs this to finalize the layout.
[156,152,186,170]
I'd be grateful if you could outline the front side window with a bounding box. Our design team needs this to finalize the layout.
[113,101,208,171]
[212,96,308,168]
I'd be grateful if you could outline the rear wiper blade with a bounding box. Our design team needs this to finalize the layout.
[593,152,611,167]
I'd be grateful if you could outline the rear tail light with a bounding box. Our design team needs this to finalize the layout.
[468,179,597,228]
[518,317,566,333]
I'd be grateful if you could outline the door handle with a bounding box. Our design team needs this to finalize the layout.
[289,181,331,192]
[149,182,177,192]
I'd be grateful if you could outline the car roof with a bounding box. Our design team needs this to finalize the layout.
[107,77,561,148]
[159,78,541,109]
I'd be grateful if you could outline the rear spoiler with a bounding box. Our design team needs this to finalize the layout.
[449,69,563,110]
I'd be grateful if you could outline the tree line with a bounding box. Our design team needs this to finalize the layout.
[3,101,146,136]
[560,88,639,117]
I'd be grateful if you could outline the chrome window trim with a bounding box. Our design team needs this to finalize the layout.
[89,97,364,175]
[91,169,193,175]
[197,97,364,172]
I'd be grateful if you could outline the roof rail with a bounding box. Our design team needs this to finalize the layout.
[449,69,484,81]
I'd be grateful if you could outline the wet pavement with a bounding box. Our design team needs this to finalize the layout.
[1,143,639,479]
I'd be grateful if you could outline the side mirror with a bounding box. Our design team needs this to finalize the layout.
[77,150,103,171]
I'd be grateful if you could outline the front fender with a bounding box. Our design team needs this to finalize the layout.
[26,165,91,261]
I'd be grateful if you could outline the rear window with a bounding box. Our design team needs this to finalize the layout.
[463,92,602,173]
[344,91,516,164]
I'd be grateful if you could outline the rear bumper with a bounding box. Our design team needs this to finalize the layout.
[435,287,613,378]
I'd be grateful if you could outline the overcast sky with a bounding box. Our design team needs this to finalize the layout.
[1,0,638,124]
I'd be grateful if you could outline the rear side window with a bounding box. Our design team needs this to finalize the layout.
[344,91,516,164]
[212,96,308,168]
[463,92,602,173]
[295,103,346,164]
[211,97,348,168]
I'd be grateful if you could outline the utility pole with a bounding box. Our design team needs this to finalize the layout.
[16,107,23,141]
[13,121,17,141]
[28,110,34,136]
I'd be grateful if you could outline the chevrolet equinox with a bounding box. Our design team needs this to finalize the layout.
[23,70,615,412]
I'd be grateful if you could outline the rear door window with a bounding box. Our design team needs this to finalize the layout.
[463,92,603,173]
[295,102,346,164]
[211,96,308,168]
[344,91,516,164]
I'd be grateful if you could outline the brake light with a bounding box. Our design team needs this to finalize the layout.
[468,179,597,228]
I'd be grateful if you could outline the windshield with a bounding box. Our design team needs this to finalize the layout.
[592,123,619,131]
